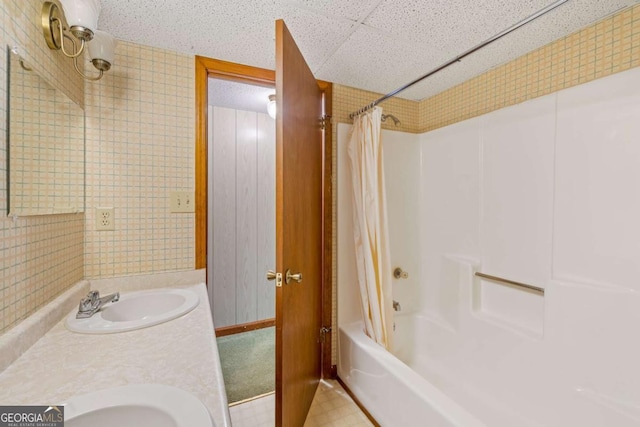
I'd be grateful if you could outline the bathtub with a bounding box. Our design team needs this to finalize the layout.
[338,317,486,427]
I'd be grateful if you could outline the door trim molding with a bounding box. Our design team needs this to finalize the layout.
[194,56,334,377]
[215,318,276,337]
[318,80,334,379]
[195,56,275,270]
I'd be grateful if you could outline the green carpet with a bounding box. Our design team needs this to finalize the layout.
[217,326,275,404]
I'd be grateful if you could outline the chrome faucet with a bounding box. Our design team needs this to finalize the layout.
[76,290,120,319]
[393,300,401,312]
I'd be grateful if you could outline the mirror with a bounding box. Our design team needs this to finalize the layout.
[7,47,85,216]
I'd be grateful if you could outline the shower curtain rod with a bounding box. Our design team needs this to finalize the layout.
[349,0,570,119]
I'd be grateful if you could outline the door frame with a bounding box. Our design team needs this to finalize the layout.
[194,56,334,377]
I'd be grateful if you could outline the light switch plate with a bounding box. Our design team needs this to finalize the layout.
[170,192,194,213]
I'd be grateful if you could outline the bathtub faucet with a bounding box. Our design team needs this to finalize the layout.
[393,300,401,311]
[76,290,120,319]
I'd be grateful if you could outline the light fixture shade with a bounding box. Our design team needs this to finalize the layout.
[59,0,101,32]
[88,30,116,66]
[267,94,276,119]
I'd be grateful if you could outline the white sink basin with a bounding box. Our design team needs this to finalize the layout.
[64,384,214,427]
[65,288,199,334]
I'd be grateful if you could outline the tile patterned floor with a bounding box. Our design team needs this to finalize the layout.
[229,393,275,427]
[229,379,374,427]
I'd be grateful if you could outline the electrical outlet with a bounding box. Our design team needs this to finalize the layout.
[95,207,115,231]
[170,191,194,213]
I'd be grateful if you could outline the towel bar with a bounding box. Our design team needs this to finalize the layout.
[475,272,544,295]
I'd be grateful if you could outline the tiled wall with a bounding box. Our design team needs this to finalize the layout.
[332,85,419,133]
[333,4,640,137]
[329,3,640,365]
[0,0,85,334]
[2,0,636,349]
[84,41,195,278]
[2,2,196,333]
[9,53,84,215]
[419,4,640,132]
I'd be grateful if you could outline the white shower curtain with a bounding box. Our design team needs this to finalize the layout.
[347,107,393,349]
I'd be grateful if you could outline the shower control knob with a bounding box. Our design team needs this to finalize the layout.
[393,267,409,279]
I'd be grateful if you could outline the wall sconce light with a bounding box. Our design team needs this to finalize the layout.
[267,94,276,119]
[41,0,116,81]
[85,30,116,79]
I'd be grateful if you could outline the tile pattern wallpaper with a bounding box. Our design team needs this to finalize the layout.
[333,85,419,134]
[84,41,195,278]
[8,52,84,215]
[420,4,640,132]
[0,1,637,348]
[0,0,85,334]
[329,2,640,365]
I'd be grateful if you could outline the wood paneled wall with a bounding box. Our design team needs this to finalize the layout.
[207,106,275,327]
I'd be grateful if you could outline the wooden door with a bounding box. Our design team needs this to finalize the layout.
[275,19,324,427]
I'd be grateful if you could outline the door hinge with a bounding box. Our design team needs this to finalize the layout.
[319,114,331,130]
[320,326,332,342]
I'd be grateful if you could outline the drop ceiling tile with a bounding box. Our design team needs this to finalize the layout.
[100,1,355,73]
[100,0,278,69]
[364,0,551,49]
[315,24,430,96]
[284,0,383,21]
[400,0,637,100]
[98,0,640,102]
[277,7,357,73]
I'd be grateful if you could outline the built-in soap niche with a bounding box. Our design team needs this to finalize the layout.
[472,273,545,338]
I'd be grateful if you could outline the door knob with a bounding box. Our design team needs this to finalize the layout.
[266,270,276,281]
[285,269,302,284]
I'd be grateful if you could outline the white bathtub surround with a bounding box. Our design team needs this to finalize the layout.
[0,276,231,427]
[338,124,423,329]
[339,322,485,427]
[337,67,640,426]
[346,107,393,348]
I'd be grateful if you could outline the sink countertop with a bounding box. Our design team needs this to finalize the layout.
[0,279,231,427]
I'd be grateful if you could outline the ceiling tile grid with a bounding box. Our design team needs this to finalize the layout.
[276,5,358,72]
[98,0,640,101]
[315,24,435,96]
[286,0,383,22]
[401,0,638,100]
[363,0,550,50]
